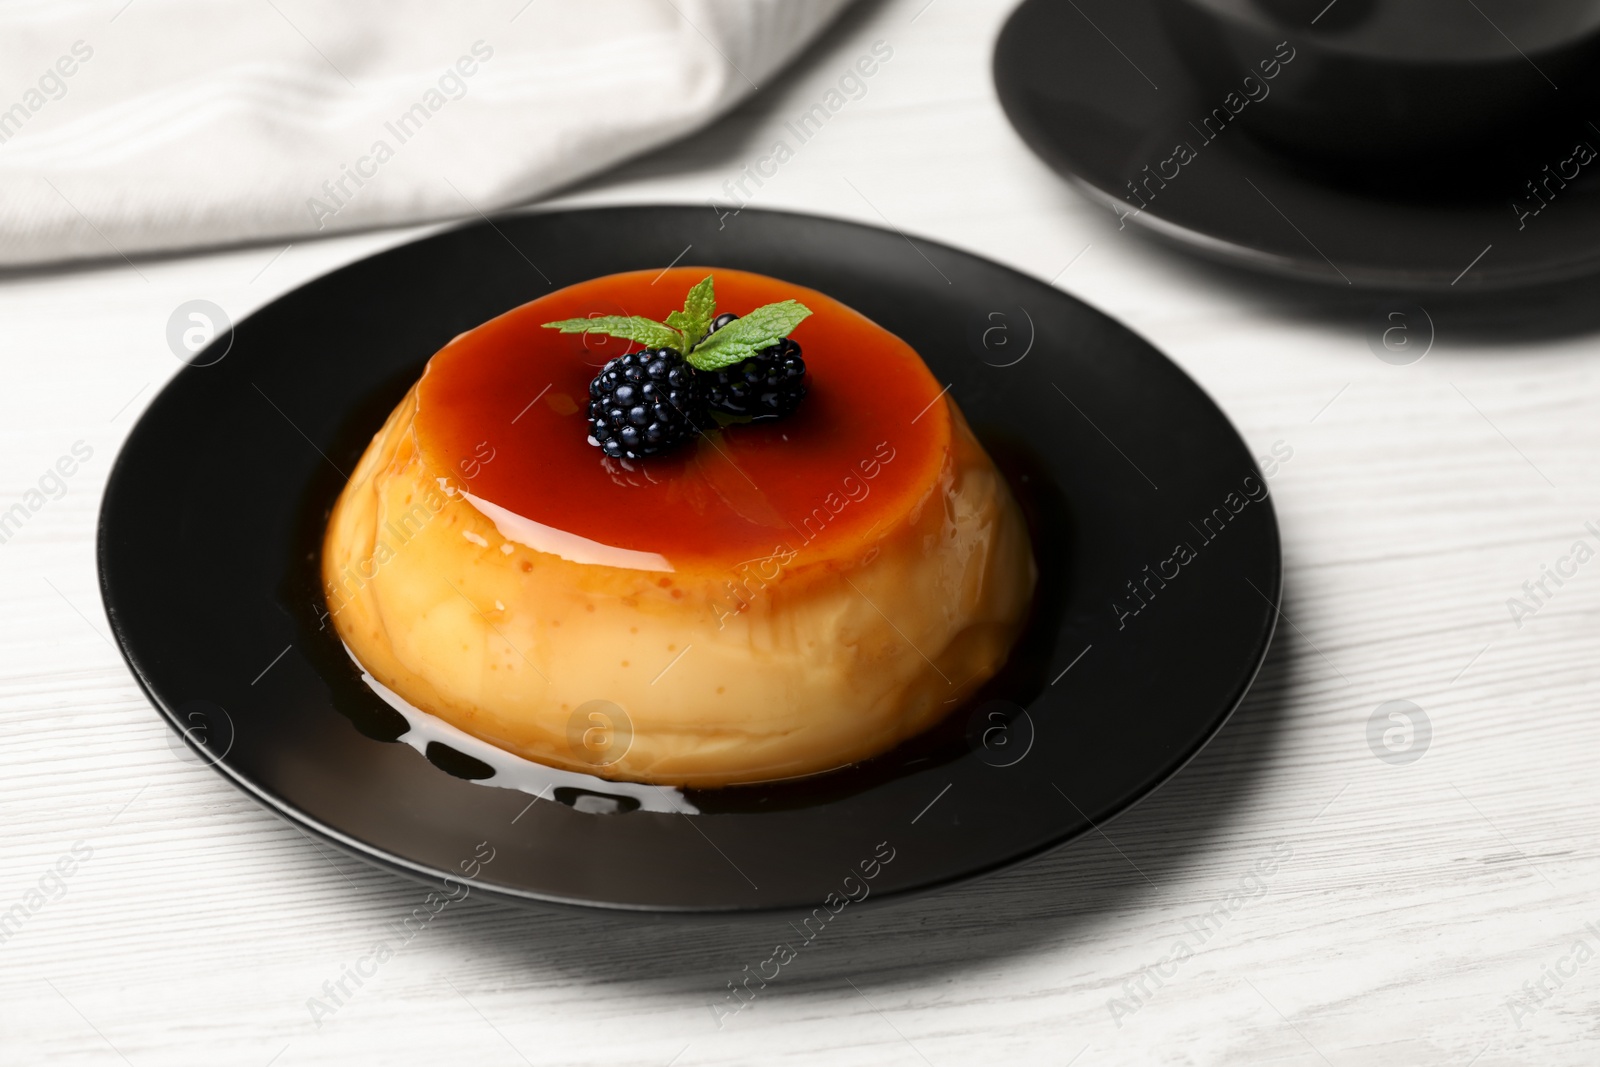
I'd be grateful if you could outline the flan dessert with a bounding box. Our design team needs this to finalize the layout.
[322,267,1035,788]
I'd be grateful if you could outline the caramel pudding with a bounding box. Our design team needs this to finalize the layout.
[322,267,1035,788]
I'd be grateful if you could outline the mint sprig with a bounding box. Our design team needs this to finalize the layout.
[663,274,716,349]
[541,315,681,352]
[688,300,810,370]
[542,275,811,371]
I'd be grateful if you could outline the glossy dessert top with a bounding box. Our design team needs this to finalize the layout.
[413,267,950,573]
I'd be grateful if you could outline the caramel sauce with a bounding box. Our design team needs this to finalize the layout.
[413,267,950,572]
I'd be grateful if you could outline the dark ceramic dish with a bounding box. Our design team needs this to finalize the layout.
[98,206,1279,911]
[995,0,1600,289]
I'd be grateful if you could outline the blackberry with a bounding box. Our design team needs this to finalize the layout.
[701,312,808,419]
[586,347,706,459]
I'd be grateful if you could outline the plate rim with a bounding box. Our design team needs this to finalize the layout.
[97,202,1284,912]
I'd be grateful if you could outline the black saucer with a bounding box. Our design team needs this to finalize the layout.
[98,205,1280,911]
[994,0,1600,291]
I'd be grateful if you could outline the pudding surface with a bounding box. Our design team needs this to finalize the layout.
[322,267,1036,787]
[414,268,950,573]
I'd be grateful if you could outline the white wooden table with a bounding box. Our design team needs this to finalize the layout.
[5,0,1598,1063]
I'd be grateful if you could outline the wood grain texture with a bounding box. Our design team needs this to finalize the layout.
[4,0,1600,1063]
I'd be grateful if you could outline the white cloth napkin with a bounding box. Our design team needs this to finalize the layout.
[0,0,852,268]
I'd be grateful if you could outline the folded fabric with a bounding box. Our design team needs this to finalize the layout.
[0,0,852,268]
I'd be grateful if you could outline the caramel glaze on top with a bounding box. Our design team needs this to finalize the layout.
[413,267,951,574]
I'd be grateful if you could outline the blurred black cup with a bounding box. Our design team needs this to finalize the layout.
[1157,0,1600,187]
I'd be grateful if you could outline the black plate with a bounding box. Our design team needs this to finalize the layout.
[98,206,1280,911]
[994,0,1600,291]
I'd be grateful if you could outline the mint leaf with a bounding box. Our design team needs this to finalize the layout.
[542,315,683,352]
[687,299,811,371]
[542,282,810,372]
[664,275,716,347]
